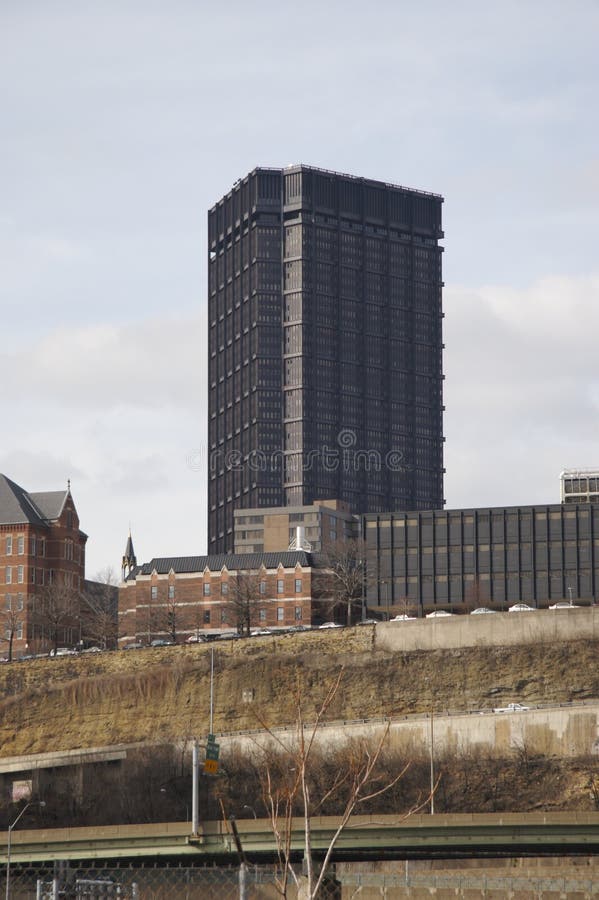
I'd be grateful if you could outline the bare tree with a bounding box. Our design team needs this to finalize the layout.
[34,582,80,653]
[82,567,119,649]
[254,671,424,898]
[393,595,418,619]
[321,539,366,626]
[0,601,24,661]
[227,571,261,636]
[154,593,181,643]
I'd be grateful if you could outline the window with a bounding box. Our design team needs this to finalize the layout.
[259,609,267,622]
[65,540,73,561]
[30,568,36,584]
[17,536,24,555]
[5,536,12,555]
[220,608,227,623]
[203,610,211,624]
[221,583,229,595]
[39,539,45,557]
[168,585,175,600]
[295,578,302,593]
[30,536,36,556]
[203,583,211,596]
[5,568,11,585]
[277,579,284,594]
[17,623,23,640]
[17,566,24,584]
[259,581,266,594]
[277,607,284,621]
[17,594,23,611]
[151,586,158,600]
[295,607,302,621]
[4,595,11,611]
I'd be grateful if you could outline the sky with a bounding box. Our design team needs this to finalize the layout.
[2,0,598,576]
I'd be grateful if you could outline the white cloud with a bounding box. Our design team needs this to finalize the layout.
[0,312,207,574]
[1,313,204,411]
[444,274,599,510]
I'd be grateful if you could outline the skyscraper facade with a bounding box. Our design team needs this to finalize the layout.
[208,166,444,554]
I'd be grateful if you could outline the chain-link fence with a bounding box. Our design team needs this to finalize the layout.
[2,862,341,899]
[5,862,599,899]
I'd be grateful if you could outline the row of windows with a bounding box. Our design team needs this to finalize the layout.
[149,578,304,600]
[4,535,48,557]
[5,566,24,584]
[4,593,24,610]
[5,623,23,640]
[194,605,304,625]
[4,568,73,587]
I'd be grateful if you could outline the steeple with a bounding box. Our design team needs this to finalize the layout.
[122,530,137,581]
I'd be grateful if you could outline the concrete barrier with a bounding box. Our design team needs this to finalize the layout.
[375,606,599,653]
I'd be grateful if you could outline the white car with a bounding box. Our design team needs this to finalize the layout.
[470,607,497,615]
[493,702,529,713]
[426,610,454,618]
[549,601,579,609]
[318,622,343,629]
[390,614,417,621]
[508,603,536,613]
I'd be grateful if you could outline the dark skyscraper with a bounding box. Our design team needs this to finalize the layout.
[208,165,444,554]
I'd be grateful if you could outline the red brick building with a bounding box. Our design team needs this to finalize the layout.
[118,549,329,644]
[0,474,88,657]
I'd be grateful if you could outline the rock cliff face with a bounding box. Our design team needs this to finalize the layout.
[1,628,599,757]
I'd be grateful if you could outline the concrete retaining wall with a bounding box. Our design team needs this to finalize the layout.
[222,702,599,759]
[374,606,599,653]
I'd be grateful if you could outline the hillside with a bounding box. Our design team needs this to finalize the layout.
[2,626,599,758]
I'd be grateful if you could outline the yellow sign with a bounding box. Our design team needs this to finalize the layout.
[204,758,219,776]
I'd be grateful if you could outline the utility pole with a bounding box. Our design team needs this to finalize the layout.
[191,739,199,836]
[429,707,435,815]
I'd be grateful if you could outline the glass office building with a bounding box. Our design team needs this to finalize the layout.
[363,503,599,614]
[208,166,445,553]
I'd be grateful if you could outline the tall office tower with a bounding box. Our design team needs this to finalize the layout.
[208,166,444,554]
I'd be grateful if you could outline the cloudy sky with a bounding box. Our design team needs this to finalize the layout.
[2,1,598,575]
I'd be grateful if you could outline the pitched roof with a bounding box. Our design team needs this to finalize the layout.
[128,550,313,579]
[29,490,68,521]
[0,475,68,526]
[122,532,136,565]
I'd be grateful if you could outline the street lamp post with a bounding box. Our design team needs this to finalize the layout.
[5,800,45,900]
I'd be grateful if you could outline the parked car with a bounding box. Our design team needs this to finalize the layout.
[318,622,343,629]
[508,603,536,612]
[470,607,497,615]
[426,610,454,618]
[185,634,206,643]
[493,702,529,713]
[122,642,145,650]
[251,629,272,636]
[48,647,77,657]
[549,601,580,609]
[390,614,417,621]
[150,638,175,647]
[357,618,379,625]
